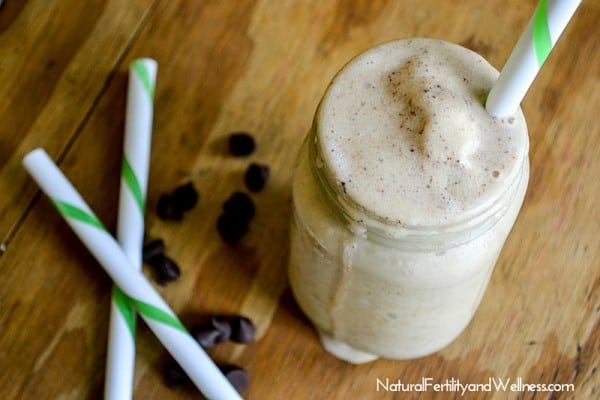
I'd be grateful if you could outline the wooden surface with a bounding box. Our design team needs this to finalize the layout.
[0,0,598,399]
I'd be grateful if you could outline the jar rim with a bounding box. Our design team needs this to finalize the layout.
[308,131,528,249]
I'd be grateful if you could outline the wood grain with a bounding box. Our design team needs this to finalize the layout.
[0,0,156,247]
[0,0,598,399]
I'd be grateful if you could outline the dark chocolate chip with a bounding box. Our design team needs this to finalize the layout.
[163,359,188,388]
[210,315,233,341]
[191,315,232,348]
[216,213,249,244]
[142,239,165,262]
[147,254,181,285]
[228,132,256,156]
[172,181,199,212]
[221,365,249,393]
[157,194,183,221]
[229,316,256,343]
[157,256,181,285]
[244,163,270,192]
[222,192,255,221]
[191,326,224,349]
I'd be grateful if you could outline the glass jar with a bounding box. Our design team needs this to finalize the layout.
[288,39,529,363]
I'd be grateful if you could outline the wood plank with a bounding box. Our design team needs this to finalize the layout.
[0,0,156,248]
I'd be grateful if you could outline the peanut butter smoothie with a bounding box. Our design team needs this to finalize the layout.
[288,38,529,362]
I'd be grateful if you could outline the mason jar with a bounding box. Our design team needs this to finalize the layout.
[288,39,529,363]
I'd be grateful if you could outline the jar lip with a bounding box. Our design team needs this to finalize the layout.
[309,131,528,247]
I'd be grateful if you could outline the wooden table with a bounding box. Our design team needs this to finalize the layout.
[0,1,598,399]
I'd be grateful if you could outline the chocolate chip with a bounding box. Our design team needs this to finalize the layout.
[157,194,183,221]
[229,316,256,343]
[191,326,224,349]
[210,315,233,341]
[158,256,181,284]
[222,192,255,221]
[228,132,256,156]
[244,163,270,192]
[216,213,249,244]
[142,239,165,262]
[221,365,249,393]
[172,181,199,212]
[163,359,187,388]
[191,315,232,348]
[157,182,199,221]
[147,254,181,285]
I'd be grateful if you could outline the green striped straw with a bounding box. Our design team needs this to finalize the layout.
[105,58,157,400]
[486,0,582,117]
[23,149,242,400]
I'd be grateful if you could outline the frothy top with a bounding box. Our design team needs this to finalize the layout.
[315,39,528,228]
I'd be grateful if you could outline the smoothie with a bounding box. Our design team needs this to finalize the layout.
[288,39,529,362]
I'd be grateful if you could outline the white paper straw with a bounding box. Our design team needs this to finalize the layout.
[105,58,157,400]
[23,149,243,400]
[486,0,581,117]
